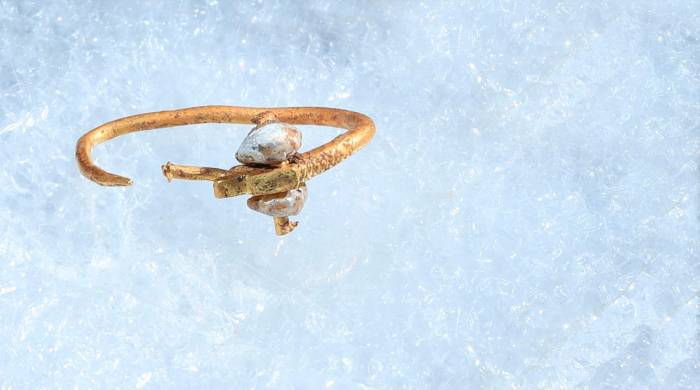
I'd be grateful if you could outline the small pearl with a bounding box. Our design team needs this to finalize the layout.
[247,186,308,217]
[236,121,302,166]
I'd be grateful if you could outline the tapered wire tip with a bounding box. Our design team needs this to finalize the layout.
[162,161,174,182]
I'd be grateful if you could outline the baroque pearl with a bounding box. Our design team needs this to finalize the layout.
[247,186,308,217]
[236,121,302,165]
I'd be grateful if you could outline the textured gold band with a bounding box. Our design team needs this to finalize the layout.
[75,105,376,198]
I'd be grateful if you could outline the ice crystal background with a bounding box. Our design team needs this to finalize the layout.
[1,0,699,388]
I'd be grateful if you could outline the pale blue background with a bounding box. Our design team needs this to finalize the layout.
[1,1,698,388]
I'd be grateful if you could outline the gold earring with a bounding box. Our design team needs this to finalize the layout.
[75,105,375,235]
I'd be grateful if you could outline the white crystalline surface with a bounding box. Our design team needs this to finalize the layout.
[0,1,698,388]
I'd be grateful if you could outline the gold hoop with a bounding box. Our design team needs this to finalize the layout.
[75,105,376,234]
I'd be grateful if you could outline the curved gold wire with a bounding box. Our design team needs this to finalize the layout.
[75,105,376,235]
[76,105,375,192]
